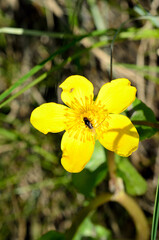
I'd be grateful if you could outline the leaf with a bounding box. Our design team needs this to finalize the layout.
[73,216,111,240]
[72,141,108,197]
[125,98,158,141]
[115,63,159,74]
[119,28,159,40]
[115,155,147,196]
[38,231,65,240]
[134,5,159,28]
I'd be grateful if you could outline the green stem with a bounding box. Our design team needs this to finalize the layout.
[113,191,150,240]
[107,151,119,193]
[0,27,113,39]
[132,120,159,129]
[65,193,112,240]
[107,151,124,193]
[107,151,116,179]
[0,27,73,38]
[66,190,150,240]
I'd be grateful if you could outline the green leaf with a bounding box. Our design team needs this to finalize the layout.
[115,155,147,196]
[38,231,65,240]
[115,63,159,74]
[72,141,108,197]
[134,5,159,28]
[0,27,74,38]
[125,98,158,141]
[73,216,111,240]
[119,27,159,40]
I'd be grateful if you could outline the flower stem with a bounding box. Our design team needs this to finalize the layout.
[65,152,149,240]
[107,151,124,193]
[107,150,116,180]
[132,120,159,129]
[112,191,150,240]
[65,190,149,240]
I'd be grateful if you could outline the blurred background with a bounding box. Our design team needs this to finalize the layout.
[0,0,159,239]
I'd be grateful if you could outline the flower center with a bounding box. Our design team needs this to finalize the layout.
[64,101,110,142]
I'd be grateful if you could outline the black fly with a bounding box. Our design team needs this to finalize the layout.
[83,117,93,129]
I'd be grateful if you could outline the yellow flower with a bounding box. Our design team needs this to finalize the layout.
[30,75,139,173]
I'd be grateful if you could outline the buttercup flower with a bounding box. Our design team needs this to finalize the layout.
[30,75,139,173]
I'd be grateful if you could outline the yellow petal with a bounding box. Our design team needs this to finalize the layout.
[61,131,95,173]
[59,75,94,109]
[30,103,69,134]
[97,114,139,156]
[95,78,136,114]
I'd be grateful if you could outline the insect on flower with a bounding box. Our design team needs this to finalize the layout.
[30,75,139,173]
[83,117,93,129]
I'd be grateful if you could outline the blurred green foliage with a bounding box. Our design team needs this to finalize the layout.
[0,0,159,240]
[116,155,147,196]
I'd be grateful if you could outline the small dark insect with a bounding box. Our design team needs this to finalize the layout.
[83,117,93,129]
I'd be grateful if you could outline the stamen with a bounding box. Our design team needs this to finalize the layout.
[64,99,109,143]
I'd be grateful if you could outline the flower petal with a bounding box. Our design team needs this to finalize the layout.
[59,75,94,109]
[95,78,136,114]
[30,103,69,134]
[97,114,139,156]
[61,131,95,173]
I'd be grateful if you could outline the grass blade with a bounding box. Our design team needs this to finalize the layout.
[0,27,73,38]
[151,178,159,240]
[0,39,79,103]
[0,39,109,108]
